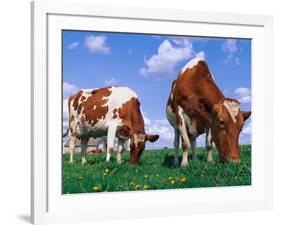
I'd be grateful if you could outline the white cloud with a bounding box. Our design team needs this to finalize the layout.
[144,117,209,148]
[84,35,110,54]
[139,39,194,77]
[104,77,119,86]
[234,87,251,96]
[242,120,251,135]
[67,41,79,49]
[63,120,68,129]
[222,39,240,65]
[235,57,240,65]
[196,51,205,59]
[62,82,79,137]
[238,96,251,104]
[234,87,251,104]
[142,112,152,126]
[143,114,174,149]
[222,39,238,53]
[63,98,69,121]
[63,81,78,98]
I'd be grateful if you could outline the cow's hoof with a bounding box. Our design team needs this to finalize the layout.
[81,160,87,165]
[117,160,124,164]
[180,161,188,167]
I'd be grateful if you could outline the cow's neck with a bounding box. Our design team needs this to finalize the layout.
[119,97,145,136]
[126,118,145,136]
[200,77,225,105]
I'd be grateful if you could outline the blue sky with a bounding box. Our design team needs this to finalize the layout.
[63,30,251,149]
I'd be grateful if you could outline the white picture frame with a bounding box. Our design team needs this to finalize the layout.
[31,1,273,224]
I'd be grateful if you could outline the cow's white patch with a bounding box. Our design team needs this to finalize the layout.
[166,105,177,128]
[117,139,125,163]
[108,87,138,108]
[181,57,205,73]
[133,133,145,146]
[205,128,213,162]
[81,88,98,93]
[181,151,188,167]
[166,104,197,136]
[177,106,190,166]
[210,72,216,81]
[183,112,197,137]
[223,100,240,123]
[170,82,176,100]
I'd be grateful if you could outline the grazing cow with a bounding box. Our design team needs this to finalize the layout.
[63,86,159,164]
[166,57,251,167]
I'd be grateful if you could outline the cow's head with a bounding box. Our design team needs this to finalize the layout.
[129,133,159,164]
[200,98,251,162]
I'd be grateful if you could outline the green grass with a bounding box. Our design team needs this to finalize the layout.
[63,145,251,194]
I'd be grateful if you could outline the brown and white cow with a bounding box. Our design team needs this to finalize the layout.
[64,86,159,164]
[166,57,251,167]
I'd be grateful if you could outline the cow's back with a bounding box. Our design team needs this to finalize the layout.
[167,57,224,135]
[68,86,139,138]
[175,58,223,104]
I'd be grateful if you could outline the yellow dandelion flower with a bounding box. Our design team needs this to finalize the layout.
[143,184,149,190]
[103,189,109,192]
[167,176,173,181]
[104,168,110,173]
[144,175,149,179]
[180,177,188,182]
[135,184,141,190]
[170,180,175,184]
[93,185,100,191]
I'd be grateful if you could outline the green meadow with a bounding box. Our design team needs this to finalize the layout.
[63,145,251,194]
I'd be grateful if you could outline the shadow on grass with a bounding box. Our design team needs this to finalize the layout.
[161,152,209,168]
[87,157,107,165]
[162,154,181,168]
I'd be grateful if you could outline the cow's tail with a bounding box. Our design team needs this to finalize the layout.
[63,128,69,138]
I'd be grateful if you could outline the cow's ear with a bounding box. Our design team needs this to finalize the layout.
[145,134,159,143]
[241,111,251,121]
[199,98,213,114]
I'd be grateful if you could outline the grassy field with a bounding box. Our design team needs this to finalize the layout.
[63,145,251,194]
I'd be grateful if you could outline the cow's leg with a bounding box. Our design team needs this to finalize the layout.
[173,128,180,165]
[206,128,213,162]
[106,124,118,162]
[117,139,125,163]
[69,135,77,163]
[190,136,197,161]
[177,107,190,167]
[81,137,89,164]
